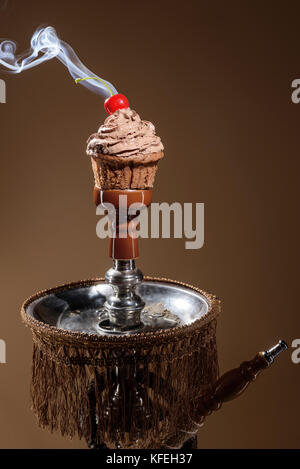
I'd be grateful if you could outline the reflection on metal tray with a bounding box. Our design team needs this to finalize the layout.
[26,280,209,335]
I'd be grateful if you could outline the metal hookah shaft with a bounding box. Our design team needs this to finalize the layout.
[104,259,145,330]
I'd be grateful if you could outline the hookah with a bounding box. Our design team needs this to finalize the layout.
[22,166,288,449]
[21,193,288,449]
[0,26,288,449]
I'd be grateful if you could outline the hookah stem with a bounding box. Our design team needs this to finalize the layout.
[114,259,135,270]
[87,382,108,449]
[104,258,144,330]
[193,340,288,421]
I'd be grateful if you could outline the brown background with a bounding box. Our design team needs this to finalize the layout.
[0,0,299,448]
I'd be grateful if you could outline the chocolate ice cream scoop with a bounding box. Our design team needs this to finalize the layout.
[87,108,164,190]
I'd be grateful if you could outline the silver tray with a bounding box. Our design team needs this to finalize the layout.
[25,279,210,335]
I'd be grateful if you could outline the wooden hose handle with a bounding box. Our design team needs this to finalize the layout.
[192,341,287,423]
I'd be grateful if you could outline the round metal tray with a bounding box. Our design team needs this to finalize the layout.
[25,278,210,336]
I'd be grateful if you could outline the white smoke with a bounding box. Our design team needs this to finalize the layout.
[0,26,118,98]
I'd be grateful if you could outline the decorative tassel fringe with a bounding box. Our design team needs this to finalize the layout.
[29,321,218,449]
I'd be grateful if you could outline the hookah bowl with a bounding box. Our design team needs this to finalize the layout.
[21,188,287,449]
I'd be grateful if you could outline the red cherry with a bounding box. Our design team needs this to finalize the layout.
[104,93,129,114]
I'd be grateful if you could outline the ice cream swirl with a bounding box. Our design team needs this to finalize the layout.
[87,108,164,159]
